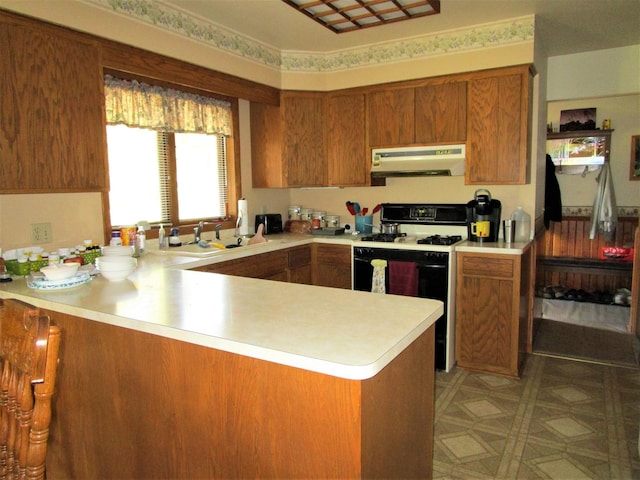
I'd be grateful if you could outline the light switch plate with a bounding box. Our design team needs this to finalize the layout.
[31,223,52,244]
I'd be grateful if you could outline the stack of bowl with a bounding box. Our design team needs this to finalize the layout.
[96,254,137,281]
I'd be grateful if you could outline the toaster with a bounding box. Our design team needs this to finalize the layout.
[255,214,283,235]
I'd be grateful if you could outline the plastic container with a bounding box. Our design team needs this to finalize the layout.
[510,206,531,242]
[110,231,123,246]
[135,226,146,257]
[158,224,166,250]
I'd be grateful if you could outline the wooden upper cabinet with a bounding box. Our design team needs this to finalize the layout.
[465,66,532,185]
[251,92,326,188]
[415,81,467,144]
[282,92,327,187]
[327,93,367,186]
[367,81,467,148]
[0,13,107,193]
[367,88,415,147]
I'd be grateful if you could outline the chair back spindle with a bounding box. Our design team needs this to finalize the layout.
[0,299,60,480]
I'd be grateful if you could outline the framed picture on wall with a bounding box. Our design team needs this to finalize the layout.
[559,108,596,131]
[630,135,640,180]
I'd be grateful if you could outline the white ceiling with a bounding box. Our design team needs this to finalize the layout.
[162,0,640,57]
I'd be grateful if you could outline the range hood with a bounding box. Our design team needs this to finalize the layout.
[371,144,466,178]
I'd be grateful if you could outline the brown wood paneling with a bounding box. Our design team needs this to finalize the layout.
[466,68,529,185]
[456,252,523,377]
[0,12,107,193]
[312,244,352,289]
[250,102,285,188]
[99,38,279,106]
[367,88,415,146]
[415,81,467,144]
[46,310,434,479]
[535,216,637,295]
[327,93,367,186]
[282,92,327,187]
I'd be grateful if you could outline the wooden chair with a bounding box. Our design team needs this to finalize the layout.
[0,299,61,480]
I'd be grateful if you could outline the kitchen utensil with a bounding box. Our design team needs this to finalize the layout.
[372,204,382,215]
[361,208,368,216]
[352,202,361,214]
[346,201,356,216]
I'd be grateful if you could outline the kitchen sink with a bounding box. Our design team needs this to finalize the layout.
[150,239,273,258]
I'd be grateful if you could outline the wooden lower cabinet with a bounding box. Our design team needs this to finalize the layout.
[312,244,352,289]
[288,245,312,284]
[45,310,435,479]
[194,244,351,289]
[194,249,289,280]
[455,246,534,377]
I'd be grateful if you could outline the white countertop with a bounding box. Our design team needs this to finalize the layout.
[455,239,531,254]
[0,237,443,380]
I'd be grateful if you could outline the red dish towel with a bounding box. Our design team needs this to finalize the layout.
[388,261,418,297]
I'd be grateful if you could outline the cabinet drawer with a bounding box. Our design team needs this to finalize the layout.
[461,255,514,278]
[313,244,351,265]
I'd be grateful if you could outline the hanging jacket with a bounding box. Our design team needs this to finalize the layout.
[544,154,562,228]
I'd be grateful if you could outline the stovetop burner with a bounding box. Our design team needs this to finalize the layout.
[416,235,462,246]
[360,233,406,243]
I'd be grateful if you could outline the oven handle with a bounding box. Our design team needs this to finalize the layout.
[353,258,447,269]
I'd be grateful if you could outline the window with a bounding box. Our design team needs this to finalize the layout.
[106,126,227,227]
[104,74,233,230]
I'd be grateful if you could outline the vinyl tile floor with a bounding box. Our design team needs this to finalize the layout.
[434,354,640,479]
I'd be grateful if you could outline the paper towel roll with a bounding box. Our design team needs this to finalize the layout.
[238,198,249,236]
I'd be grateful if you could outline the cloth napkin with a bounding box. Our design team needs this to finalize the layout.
[388,261,418,297]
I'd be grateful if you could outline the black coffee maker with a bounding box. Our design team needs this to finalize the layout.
[466,189,502,242]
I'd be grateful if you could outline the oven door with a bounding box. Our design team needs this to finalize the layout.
[353,247,450,370]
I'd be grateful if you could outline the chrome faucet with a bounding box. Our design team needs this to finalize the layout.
[215,223,223,240]
[194,221,207,243]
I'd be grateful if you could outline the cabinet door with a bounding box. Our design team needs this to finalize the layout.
[367,88,415,147]
[282,92,327,187]
[250,102,285,188]
[415,82,467,144]
[288,246,312,284]
[466,68,530,185]
[455,253,520,377]
[312,244,351,289]
[0,15,107,192]
[327,93,367,186]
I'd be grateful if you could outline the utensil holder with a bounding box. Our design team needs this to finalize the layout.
[355,215,373,234]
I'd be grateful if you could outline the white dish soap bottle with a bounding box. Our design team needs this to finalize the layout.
[510,206,531,242]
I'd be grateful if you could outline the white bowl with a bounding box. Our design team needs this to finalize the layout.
[102,245,134,257]
[100,267,135,282]
[96,257,137,270]
[40,262,80,281]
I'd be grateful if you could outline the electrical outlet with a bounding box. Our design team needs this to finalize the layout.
[31,223,52,244]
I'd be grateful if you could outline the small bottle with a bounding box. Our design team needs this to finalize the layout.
[110,231,122,246]
[158,224,166,250]
[135,226,146,257]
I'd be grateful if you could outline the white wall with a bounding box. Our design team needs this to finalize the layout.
[547,46,640,100]
[545,45,640,210]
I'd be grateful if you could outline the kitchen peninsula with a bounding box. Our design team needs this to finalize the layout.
[0,247,442,479]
